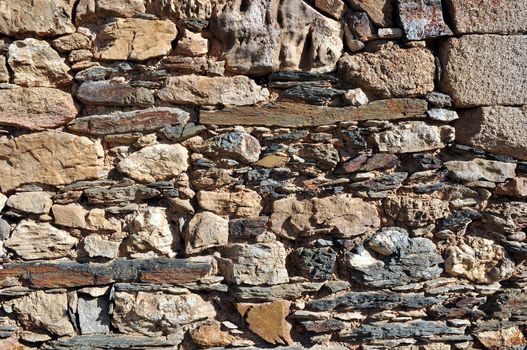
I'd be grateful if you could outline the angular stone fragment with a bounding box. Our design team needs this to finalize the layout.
[11,291,74,336]
[128,207,177,257]
[117,144,189,183]
[190,321,234,348]
[212,0,343,75]
[476,326,527,350]
[218,242,289,285]
[158,75,269,106]
[77,80,155,107]
[455,106,527,161]
[441,35,527,107]
[496,177,527,198]
[201,131,261,164]
[96,18,177,61]
[385,196,449,227]
[50,335,180,349]
[185,211,229,255]
[0,56,9,83]
[77,296,110,334]
[200,99,428,127]
[0,88,77,130]
[7,192,52,215]
[77,0,146,22]
[197,190,263,218]
[343,320,464,340]
[444,159,516,183]
[84,185,160,205]
[237,300,293,345]
[427,108,458,122]
[347,0,393,26]
[52,204,88,228]
[52,33,92,53]
[339,46,435,98]
[8,39,72,87]
[270,194,380,239]
[0,0,75,37]
[84,234,121,259]
[232,283,323,300]
[373,121,454,154]
[0,131,105,192]
[398,0,452,40]
[175,31,208,56]
[5,220,78,260]
[288,247,336,282]
[314,0,346,19]
[445,236,514,284]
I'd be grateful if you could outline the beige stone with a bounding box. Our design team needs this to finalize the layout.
[185,211,229,254]
[0,56,8,83]
[128,207,177,257]
[237,300,293,345]
[83,234,121,259]
[476,326,527,350]
[456,106,527,161]
[5,220,78,260]
[0,87,77,130]
[444,159,517,183]
[175,31,208,56]
[96,18,177,61]
[385,196,450,228]
[339,45,435,98]
[158,75,269,106]
[12,291,74,336]
[52,33,92,53]
[200,131,262,164]
[0,131,105,192]
[76,0,146,22]
[86,208,121,232]
[117,143,189,183]
[313,0,346,20]
[52,204,88,228]
[6,192,52,215]
[347,0,393,26]
[0,192,6,212]
[197,190,263,218]
[190,321,234,348]
[145,0,213,20]
[441,35,527,107]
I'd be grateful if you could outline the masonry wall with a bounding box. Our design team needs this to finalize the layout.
[0,0,526,349]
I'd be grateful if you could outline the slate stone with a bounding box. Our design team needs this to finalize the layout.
[288,247,337,282]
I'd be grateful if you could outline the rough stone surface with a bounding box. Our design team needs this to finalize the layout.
[52,204,88,228]
[398,0,452,40]
[373,122,454,153]
[7,192,52,215]
[83,234,120,259]
[444,159,517,183]
[197,190,263,218]
[347,0,393,26]
[77,296,111,335]
[200,131,262,163]
[190,321,234,348]
[185,211,229,254]
[77,80,155,107]
[237,300,293,345]
[128,207,177,257]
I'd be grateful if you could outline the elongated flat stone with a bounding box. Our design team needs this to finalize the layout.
[200,99,427,127]
[50,335,179,349]
[77,81,155,107]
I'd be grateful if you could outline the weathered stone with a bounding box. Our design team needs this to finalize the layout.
[52,204,88,228]
[6,192,52,215]
[347,0,393,26]
[339,46,435,98]
[270,194,380,239]
[455,106,527,161]
[197,190,263,218]
[212,0,343,75]
[232,283,323,300]
[445,236,514,284]
[0,88,77,130]
[77,80,155,106]
[237,300,293,345]
[343,320,464,340]
[83,234,121,259]
[11,291,74,336]
[128,207,177,257]
[200,99,427,127]
[342,88,369,106]
[84,185,160,205]
[301,319,347,333]
[428,108,458,122]
[377,27,404,39]
[347,11,375,41]
[0,0,74,37]
[8,39,71,87]
[496,177,527,198]
[162,55,225,76]
[49,335,180,349]
[158,75,269,106]
[476,326,527,350]
[229,217,268,241]
[345,227,443,287]
[280,85,345,106]
[314,0,346,19]
[298,143,339,170]
[398,0,452,40]
[145,0,213,20]
[426,92,452,108]
[52,33,92,53]
[201,131,261,164]
[373,122,454,154]
[190,321,234,348]
[441,35,527,107]
[218,242,289,285]
[444,159,516,183]
[174,31,208,56]
[5,220,78,260]
[77,296,110,334]
[161,123,206,143]
[288,247,336,282]
[445,0,527,34]
[185,211,228,255]
[0,56,9,83]
[0,131,105,192]
[96,18,177,61]
[117,144,189,183]
[385,196,450,227]
[77,0,146,22]
[113,291,216,336]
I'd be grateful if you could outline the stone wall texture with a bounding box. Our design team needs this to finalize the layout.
[0,1,525,349]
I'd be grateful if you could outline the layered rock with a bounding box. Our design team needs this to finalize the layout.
[444,159,516,183]
[372,122,454,153]
[196,190,263,218]
[397,0,452,40]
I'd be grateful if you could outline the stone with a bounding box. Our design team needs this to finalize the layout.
[77,0,146,21]
[426,92,452,108]
[175,31,208,56]
[445,0,527,34]
[444,159,516,183]
[298,143,339,170]
[158,75,269,106]
[237,300,293,345]
[77,80,155,107]
[8,38,71,87]
[185,211,228,255]
[197,190,263,218]
[288,247,336,282]
[347,11,375,41]
[52,33,92,53]
[0,193,7,212]
[343,320,463,341]
[0,88,77,131]
[338,46,435,98]
[232,283,322,300]
[113,291,216,336]
[0,131,105,192]
[218,242,289,285]
[342,88,369,106]
[0,0,74,37]
[5,220,78,260]
[11,291,74,336]
[84,185,160,205]
[385,196,450,227]
[373,122,454,154]
[190,321,234,348]
[496,177,527,198]
[256,154,289,168]
[485,202,527,236]
[201,131,261,164]
[441,35,527,107]
[200,99,427,127]
[344,28,366,52]
[77,296,110,334]
[476,326,527,350]
[212,0,343,75]
[117,144,189,183]
[398,0,452,40]
[314,0,346,19]
[83,234,120,259]
[280,85,345,106]
[0,57,9,83]
[96,18,177,61]
[52,204,88,228]
[269,194,380,239]
[427,108,459,122]
[377,28,404,39]
[444,236,515,284]
[345,227,443,287]
[128,207,177,257]
[86,209,121,232]
[6,192,52,215]
[347,0,393,26]
[49,335,180,349]
[455,106,527,161]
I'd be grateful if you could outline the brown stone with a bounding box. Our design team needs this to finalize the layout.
[385,196,450,228]
[52,33,92,53]
[200,99,427,127]
[174,31,208,56]
[6,192,52,215]
[237,300,293,345]
[185,211,229,255]
[52,204,88,228]
[0,88,77,130]
[190,321,234,348]
[314,0,346,20]
[197,190,263,218]
[476,326,527,350]
[0,56,9,83]
[444,159,516,183]
[398,0,452,40]
[496,177,527,198]
[76,0,146,22]
[77,80,155,107]
[347,0,393,26]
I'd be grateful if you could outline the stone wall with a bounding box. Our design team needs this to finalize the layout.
[0,0,525,349]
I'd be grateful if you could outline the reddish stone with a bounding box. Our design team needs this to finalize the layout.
[343,154,368,173]
[495,177,527,198]
[398,0,452,40]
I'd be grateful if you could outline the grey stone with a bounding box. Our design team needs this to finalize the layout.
[77,80,155,107]
[427,108,459,122]
[232,283,323,301]
[201,131,261,164]
[83,185,161,205]
[398,0,452,40]
[77,296,110,334]
[288,247,337,282]
[426,92,452,108]
[161,123,206,142]
[444,158,516,183]
[343,320,464,340]
[50,335,179,349]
